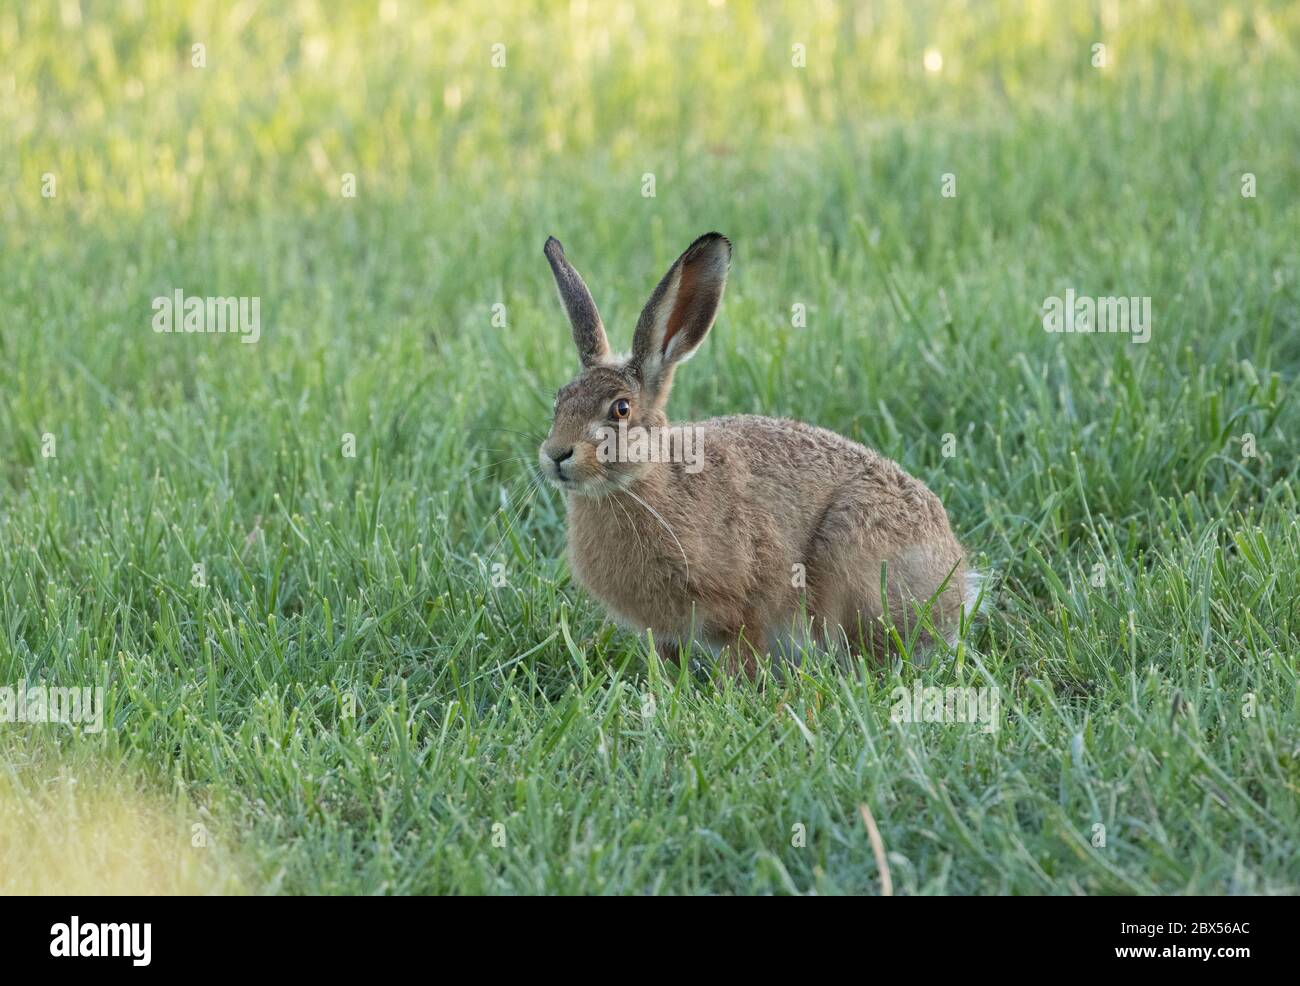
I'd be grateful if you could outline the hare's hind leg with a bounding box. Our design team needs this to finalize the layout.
[804,494,966,661]
[653,624,763,678]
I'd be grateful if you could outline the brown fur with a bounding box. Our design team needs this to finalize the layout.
[540,233,970,675]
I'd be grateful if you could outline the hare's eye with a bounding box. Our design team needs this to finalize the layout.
[610,398,630,420]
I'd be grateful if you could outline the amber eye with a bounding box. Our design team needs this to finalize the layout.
[610,398,631,420]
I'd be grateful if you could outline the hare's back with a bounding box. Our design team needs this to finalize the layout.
[699,414,878,476]
[696,414,942,523]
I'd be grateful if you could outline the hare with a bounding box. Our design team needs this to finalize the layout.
[540,232,979,675]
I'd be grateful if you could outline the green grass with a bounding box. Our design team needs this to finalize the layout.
[1,0,1298,894]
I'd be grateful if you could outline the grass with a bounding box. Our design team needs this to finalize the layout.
[1,0,1298,894]
[0,749,245,895]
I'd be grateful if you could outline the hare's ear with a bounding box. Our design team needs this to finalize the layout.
[544,236,610,368]
[630,232,730,393]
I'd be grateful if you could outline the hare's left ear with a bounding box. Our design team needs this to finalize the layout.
[544,236,611,368]
[630,232,730,394]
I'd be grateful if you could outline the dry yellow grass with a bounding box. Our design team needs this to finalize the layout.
[0,755,245,895]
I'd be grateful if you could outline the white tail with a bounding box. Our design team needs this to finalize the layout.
[963,569,990,620]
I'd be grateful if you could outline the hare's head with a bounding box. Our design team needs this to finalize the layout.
[539,233,731,495]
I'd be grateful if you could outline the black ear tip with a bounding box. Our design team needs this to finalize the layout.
[544,236,564,258]
[689,231,732,265]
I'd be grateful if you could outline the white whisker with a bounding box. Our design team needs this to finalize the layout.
[620,487,690,587]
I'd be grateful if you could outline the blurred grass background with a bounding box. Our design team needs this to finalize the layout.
[1,0,1298,894]
[0,748,246,894]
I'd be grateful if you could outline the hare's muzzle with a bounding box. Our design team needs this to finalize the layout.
[540,442,575,483]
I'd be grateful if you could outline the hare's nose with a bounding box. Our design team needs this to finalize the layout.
[548,446,574,464]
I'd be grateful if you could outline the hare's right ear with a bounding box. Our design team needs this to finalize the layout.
[630,232,730,395]
[544,236,610,368]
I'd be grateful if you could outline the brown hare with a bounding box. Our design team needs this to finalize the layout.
[540,233,980,675]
